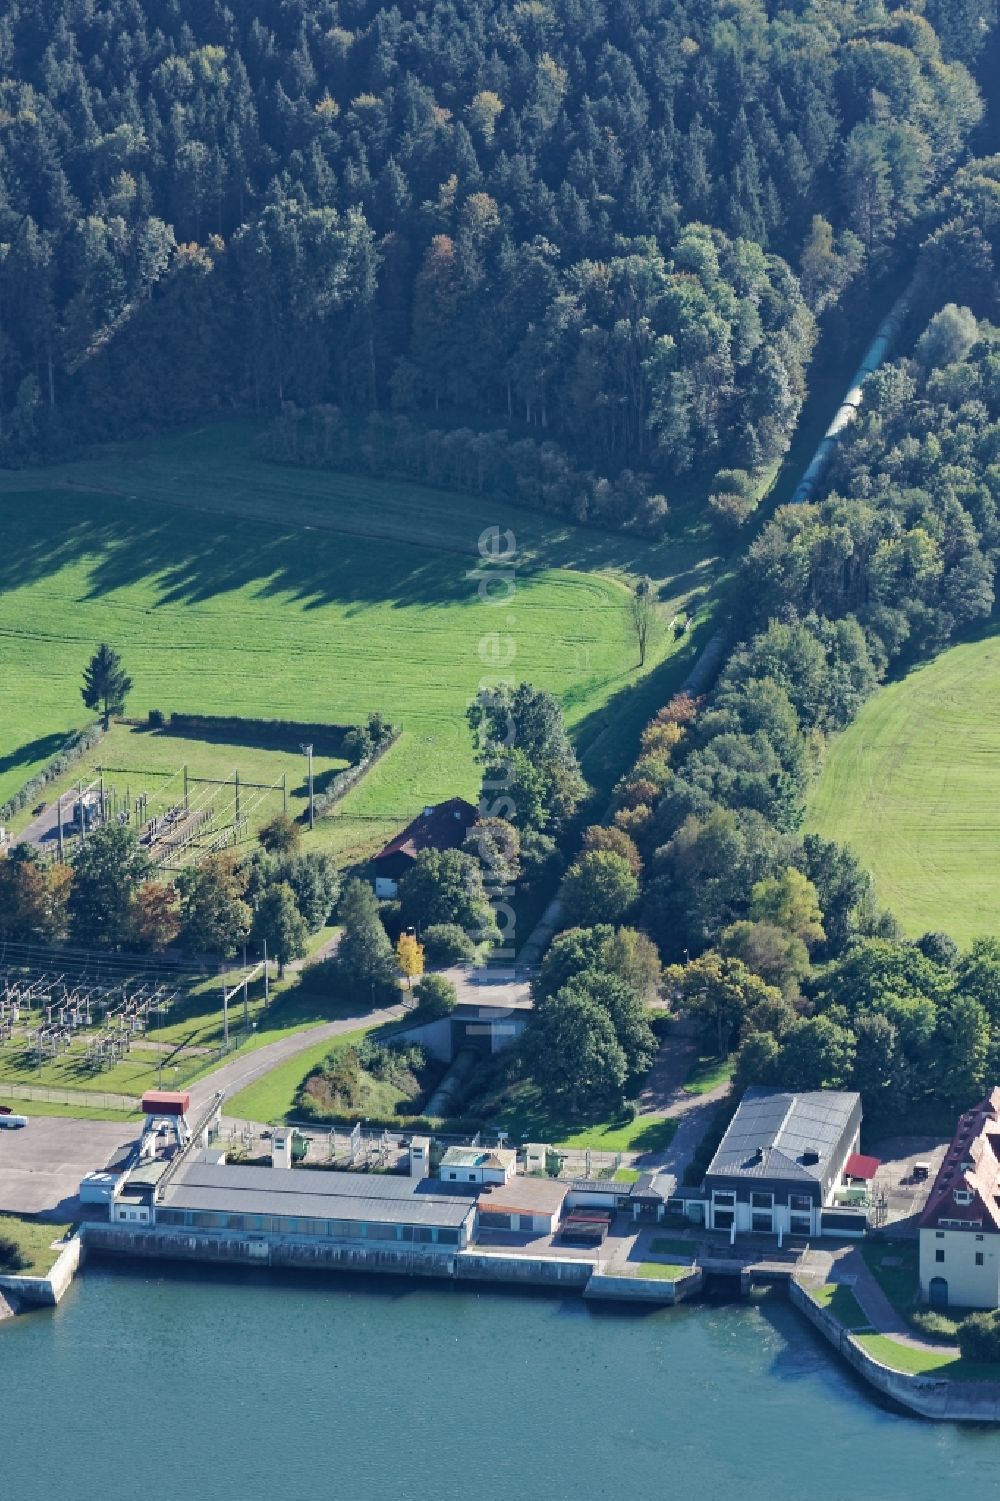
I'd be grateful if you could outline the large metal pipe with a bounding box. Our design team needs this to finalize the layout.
[789,279,918,506]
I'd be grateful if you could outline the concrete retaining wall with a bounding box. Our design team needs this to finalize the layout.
[85,1225,597,1291]
[790,1279,1000,1422]
[85,1225,457,1281]
[0,1233,83,1308]
[585,1269,703,1305]
[457,1252,593,1289]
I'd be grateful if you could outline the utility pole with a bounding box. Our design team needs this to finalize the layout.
[242,943,249,1029]
[263,939,270,1003]
[302,744,314,830]
[222,972,229,1048]
[235,768,241,823]
[281,773,287,815]
[183,764,189,810]
[57,794,64,862]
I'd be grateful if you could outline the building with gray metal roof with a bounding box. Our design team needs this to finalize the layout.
[145,1161,479,1247]
[701,1087,863,1239]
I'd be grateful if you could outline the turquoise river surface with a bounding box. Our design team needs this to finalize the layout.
[4,1262,1000,1500]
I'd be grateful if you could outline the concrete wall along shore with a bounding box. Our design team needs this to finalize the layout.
[84,1224,597,1290]
[585,1268,703,1305]
[790,1279,1000,1422]
[0,1234,83,1310]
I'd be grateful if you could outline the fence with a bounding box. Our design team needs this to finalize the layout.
[0,1081,140,1112]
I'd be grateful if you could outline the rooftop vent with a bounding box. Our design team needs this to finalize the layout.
[801,1149,820,1166]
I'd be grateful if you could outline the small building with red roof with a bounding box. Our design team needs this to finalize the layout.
[372,797,478,898]
[919,1088,1000,1310]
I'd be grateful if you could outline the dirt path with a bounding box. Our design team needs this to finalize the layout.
[630,1026,733,1176]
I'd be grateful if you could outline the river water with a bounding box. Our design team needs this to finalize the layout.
[3,1264,999,1500]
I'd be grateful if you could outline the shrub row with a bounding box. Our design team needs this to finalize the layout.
[312,727,400,821]
[287,1102,487,1134]
[134,711,354,757]
[0,723,104,827]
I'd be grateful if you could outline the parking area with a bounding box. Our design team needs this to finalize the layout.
[867,1135,949,1234]
[0,1116,137,1218]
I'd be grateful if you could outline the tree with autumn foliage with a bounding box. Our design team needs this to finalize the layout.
[396,932,425,990]
[131,881,182,952]
[0,846,74,942]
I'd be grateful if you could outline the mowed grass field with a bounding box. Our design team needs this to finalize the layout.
[0,425,716,857]
[806,630,1000,946]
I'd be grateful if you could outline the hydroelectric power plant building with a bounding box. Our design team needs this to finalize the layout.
[150,1159,478,1247]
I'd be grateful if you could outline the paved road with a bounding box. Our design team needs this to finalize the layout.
[18,797,76,855]
[188,1002,410,1114]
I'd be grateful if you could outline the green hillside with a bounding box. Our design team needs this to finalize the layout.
[0,426,714,856]
[806,631,1000,946]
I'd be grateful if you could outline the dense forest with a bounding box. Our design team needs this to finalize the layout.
[532,228,1000,1129]
[0,0,994,514]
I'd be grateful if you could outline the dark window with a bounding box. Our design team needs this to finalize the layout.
[935,1249,945,1263]
[751,1192,773,1209]
[789,1194,811,1212]
[976,1252,984,1266]
[751,1212,772,1232]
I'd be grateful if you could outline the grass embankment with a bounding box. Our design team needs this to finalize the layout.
[296,1039,439,1121]
[0,424,716,857]
[854,1335,999,1383]
[479,1081,678,1152]
[806,629,1000,944]
[224,1028,372,1123]
[682,1055,735,1096]
[0,1216,72,1278]
[805,1262,1000,1383]
[631,1262,690,1281]
[811,1283,871,1331]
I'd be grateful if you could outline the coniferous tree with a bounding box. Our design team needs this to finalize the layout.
[81,644,133,729]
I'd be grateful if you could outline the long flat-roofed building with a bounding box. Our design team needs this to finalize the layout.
[150,1160,478,1249]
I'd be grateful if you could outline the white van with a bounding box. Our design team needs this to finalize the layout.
[0,1113,28,1129]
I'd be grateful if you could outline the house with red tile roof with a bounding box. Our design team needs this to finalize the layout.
[919,1088,1000,1310]
[372,797,478,898]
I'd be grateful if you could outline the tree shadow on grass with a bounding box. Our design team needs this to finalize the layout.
[0,425,714,614]
[0,730,77,778]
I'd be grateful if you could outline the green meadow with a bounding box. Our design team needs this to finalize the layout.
[806,630,1000,946]
[0,425,715,859]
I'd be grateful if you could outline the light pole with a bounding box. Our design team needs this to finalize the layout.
[301,743,315,831]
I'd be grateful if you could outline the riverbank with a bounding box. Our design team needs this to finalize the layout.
[68,1220,1000,1422]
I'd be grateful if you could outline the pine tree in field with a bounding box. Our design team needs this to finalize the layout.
[81,643,133,728]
